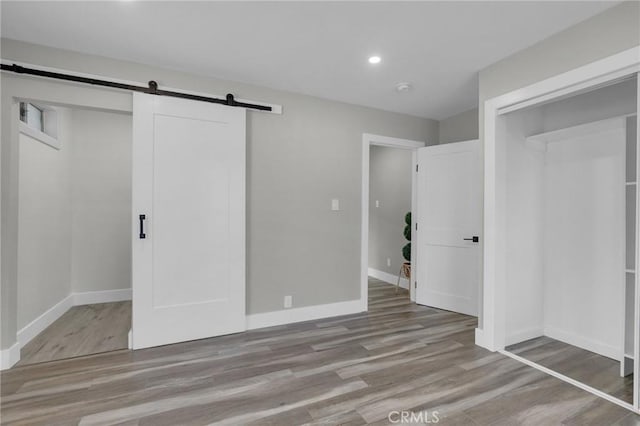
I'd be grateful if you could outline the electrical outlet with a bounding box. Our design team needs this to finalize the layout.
[284,295,293,308]
[387,258,391,267]
[331,199,340,211]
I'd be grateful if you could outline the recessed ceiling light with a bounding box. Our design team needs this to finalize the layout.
[395,82,412,92]
[368,56,381,64]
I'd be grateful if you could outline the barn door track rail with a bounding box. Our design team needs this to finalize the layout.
[1,63,272,112]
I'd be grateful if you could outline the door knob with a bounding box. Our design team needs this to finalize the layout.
[463,236,479,243]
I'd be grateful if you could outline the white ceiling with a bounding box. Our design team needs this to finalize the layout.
[1,1,617,120]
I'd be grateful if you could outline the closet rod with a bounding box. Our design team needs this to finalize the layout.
[0,63,272,112]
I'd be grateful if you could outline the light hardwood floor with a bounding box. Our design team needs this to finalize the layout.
[18,301,131,367]
[507,336,634,404]
[2,279,640,425]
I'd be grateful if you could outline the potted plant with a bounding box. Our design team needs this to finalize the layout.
[402,211,411,262]
[397,212,412,294]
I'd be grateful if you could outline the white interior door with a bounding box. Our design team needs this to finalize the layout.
[416,140,481,316]
[132,93,246,349]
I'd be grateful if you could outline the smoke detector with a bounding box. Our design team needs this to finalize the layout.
[395,82,412,93]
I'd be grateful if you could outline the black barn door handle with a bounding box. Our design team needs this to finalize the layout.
[139,214,146,239]
[463,236,479,243]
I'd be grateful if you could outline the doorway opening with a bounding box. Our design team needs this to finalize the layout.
[16,101,132,366]
[367,145,414,303]
[361,134,424,310]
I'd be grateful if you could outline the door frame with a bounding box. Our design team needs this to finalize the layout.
[482,45,640,412]
[482,46,640,350]
[360,133,426,310]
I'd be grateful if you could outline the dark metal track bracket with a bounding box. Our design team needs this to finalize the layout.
[1,63,271,112]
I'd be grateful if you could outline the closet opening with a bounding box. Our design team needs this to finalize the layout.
[500,75,638,406]
[16,101,132,366]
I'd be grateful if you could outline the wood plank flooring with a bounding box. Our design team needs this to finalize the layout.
[2,279,639,425]
[507,336,634,404]
[19,301,131,367]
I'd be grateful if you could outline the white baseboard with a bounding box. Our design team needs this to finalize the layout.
[247,299,363,330]
[368,267,409,289]
[544,326,620,361]
[0,343,21,370]
[3,288,133,370]
[73,288,132,306]
[8,291,363,368]
[17,294,74,349]
[505,327,544,346]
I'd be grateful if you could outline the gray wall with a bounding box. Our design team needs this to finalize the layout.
[0,39,438,350]
[439,108,479,144]
[540,78,637,133]
[479,1,640,129]
[368,146,412,274]
[17,108,73,329]
[70,109,132,293]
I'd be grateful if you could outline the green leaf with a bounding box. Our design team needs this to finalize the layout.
[404,224,411,241]
[402,243,411,262]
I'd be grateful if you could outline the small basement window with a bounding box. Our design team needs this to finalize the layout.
[19,102,44,132]
[18,102,60,149]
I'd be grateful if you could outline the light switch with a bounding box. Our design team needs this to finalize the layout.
[331,199,340,211]
[375,200,380,208]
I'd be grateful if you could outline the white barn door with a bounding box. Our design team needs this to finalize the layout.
[415,140,481,316]
[132,93,246,349]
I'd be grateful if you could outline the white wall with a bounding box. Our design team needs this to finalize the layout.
[16,106,132,333]
[368,145,412,274]
[503,108,545,344]
[542,123,625,359]
[17,108,72,330]
[70,109,132,293]
[537,80,636,359]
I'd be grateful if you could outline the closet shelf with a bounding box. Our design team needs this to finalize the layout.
[626,182,637,186]
[625,269,635,274]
